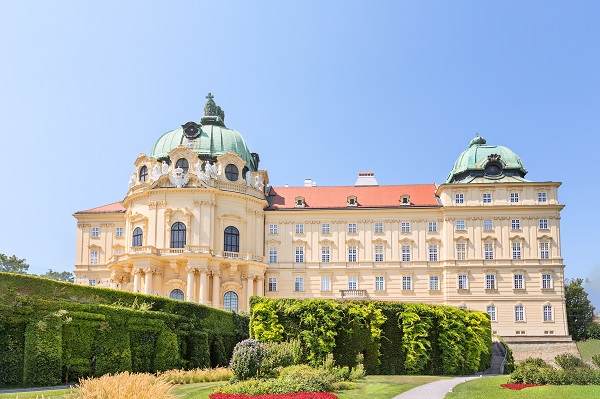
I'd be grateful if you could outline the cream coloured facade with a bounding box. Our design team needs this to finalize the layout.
[74,94,569,341]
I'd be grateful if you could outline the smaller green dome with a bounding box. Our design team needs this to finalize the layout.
[446,135,528,184]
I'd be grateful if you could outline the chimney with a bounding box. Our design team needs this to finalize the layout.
[304,179,312,187]
[355,172,378,186]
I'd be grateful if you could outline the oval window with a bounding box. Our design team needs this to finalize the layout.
[225,164,239,181]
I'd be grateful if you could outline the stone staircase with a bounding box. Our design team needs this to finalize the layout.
[484,341,506,374]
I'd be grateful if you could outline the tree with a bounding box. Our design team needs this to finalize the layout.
[0,253,29,274]
[39,269,74,283]
[565,278,596,341]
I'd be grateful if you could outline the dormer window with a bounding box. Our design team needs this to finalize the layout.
[400,195,410,205]
[176,158,189,174]
[295,197,305,208]
[347,195,357,207]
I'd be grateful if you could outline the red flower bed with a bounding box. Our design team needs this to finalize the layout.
[500,383,545,390]
[209,392,338,399]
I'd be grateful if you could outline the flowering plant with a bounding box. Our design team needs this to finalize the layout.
[210,392,338,399]
[230,339,268,381]
[500,383,544,390]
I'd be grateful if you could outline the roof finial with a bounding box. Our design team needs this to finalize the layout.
[468,134,486,148]
[204,93,217,117]
[202,93,226,126]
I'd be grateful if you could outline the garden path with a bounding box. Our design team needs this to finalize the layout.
[392,376,480,399]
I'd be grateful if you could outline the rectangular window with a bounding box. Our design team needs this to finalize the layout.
[321,246,330,263]
[484,242,494,260]
[91,227,99,237]
[538,192,547,203]
[295,247,304,263]
[542,273,552,289]
[458,274,468,290]
[512,242,522,260]
[269,224,278,234]
[115,249,123,255]
[347,246,357,262]
[348,276,358,290]
[375,276,384,291]
[295,224,304,234]
[294,277,304,292]
[486,274,496,290]
[402,276,412,291]
[455,193,464,204]
[428,244,438,261]
[540,242,550,259]
[321,276,331,291]
[374,222,384,233]
[90,250,98,265]
[482,193,492,203]
[88,278,97,286]
[487,305,497,322]
[401,222,411,233]
[321,223,330,234]
[428,221,437,232]
[483,219,493,230]
[268,277,277,292]
[510,192,520,203]
[116,227,124,237]
[269,246,278,263]
[456,220,466,231]
[543,305,553,321]
[401,245,411,262]
[374,245,384,262]
[456,243,466,260]
[429,275,440,291]
[539,219,548,229]
[514,274,524,289]
[515,305,525,321]
[348,223,357,233]
[511,219,521,230]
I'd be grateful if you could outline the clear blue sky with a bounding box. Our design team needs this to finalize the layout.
[1,1,599,307]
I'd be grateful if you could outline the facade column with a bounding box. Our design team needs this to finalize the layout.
[247,275,254,311]
[242,274,248,311]
[212,270,221,309]
[133,269,141,292]
[186,267,195,302]
[144,268,153,294]
[257,277,265,296]
[199,269,208,305]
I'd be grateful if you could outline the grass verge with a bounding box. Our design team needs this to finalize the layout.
[336,375,447,399]
[577,339,600,360]
[0,388,73,399]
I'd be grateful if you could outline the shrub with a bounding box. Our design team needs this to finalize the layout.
[586,322,600,340]
[262,340,302,376]
[501,341,514,374]
[555,353,588,370]
[67,372,176,399]
[592,354,600,368]
[230,339,268,381]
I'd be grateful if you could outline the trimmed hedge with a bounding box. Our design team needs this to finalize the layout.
[0,272,249,387]
[249,297,491,375]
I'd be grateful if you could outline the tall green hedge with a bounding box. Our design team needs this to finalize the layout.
[0,272,249,388]
[249,297,491,376]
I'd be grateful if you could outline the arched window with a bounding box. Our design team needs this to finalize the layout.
[169,289,184,301]
[171,222,186,248]
[223,291,238,312]
[132,227,143,247]
[176,158,189,174]
[225,164,239,181]
[224,226,239,252]
[139,166,148,183]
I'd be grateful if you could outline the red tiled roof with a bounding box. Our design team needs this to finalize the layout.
[267,184,439,209]
[75,202,126,214]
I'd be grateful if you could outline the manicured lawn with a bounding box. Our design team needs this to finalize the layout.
[0,388,73,399]
[577,339,600,360]
[445,375,600,399]
[336,375,447,399]
[174,381,227,399]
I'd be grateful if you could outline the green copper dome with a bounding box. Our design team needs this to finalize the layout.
[150,94,259,171]
[446,135,528,184]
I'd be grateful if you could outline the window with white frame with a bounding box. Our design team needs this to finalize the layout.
[515,305,525,321]
[347,245,357,262]
[348,276,358,290]
[428,221,437,232]
[539,219,548,229]
[294,277,304,292]
[458,274,468,290]
[456,242,466,260]
[429,275,440,291]
[486,305,497,321]
[428,244,438,261]
[321,223,330,234]
[90,250,98,265]
[486,274,496,290]
[511,219,521,230]
[88,278,97,286]
[374,222,384,233]
[514,273,524,289]
[321,276,331,291]
[543,304,553,321]
[456,220,466,231]
[538,192,547,203]
[510,192,520,203]
[268,277,277,292]
[91,227,99,237]
[348,223,357,233]
[295,247,304,263]
[269,224,278,234]
[375,276,385,291]
[512,242,522,260]
[114,249,123,255]
[374,245,384,262]
[269,246,278,263]
[116,227,124,237]
[401,222,410,233]
[483,219,493,230]
[401,245,411,262]
[484,242,494,260]
[455,193,464,204]
[402,276,412,291]
[542,273,552,289]
[295,224,304,234]
[321,246,330,263]
[482,193,492,203]
[540,242,550,259]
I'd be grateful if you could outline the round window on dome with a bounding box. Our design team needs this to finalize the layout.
[485,163,502,176]
[225,164,239,181]
[176,158,189,174]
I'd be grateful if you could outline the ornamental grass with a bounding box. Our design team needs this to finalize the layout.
[66,371,176,399]
[159,367,232,384]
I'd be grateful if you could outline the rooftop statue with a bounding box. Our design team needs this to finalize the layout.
[169,167,189,188]
[151,163,161,181]
[128,172,137,190]
[161,161,169,175]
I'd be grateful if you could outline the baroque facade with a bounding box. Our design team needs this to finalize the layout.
[74,94,569,340]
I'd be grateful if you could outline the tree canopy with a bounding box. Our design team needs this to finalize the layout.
[0,253,30,274]
[39,269,74,283]
[565,278,596,341]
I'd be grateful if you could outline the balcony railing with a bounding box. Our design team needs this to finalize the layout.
[120,246,264,263]
[339,289,368,299]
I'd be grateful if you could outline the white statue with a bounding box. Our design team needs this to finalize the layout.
[204,161,218,179]
[254,173,264,191]
[161,161,169,175]
[128,172,137,189]
[151,163,161,181]
[194,159,209,183]
[169,167,189,188]
[211,162,219,179]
